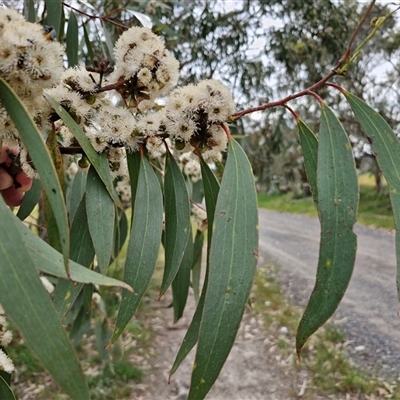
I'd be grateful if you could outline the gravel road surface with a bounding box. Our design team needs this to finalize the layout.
[258,209,400,376]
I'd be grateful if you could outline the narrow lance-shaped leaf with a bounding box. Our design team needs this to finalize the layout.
[0,78,70,272]
[0,198,90,400]
[43,129,67,252]
[67,170,87,224]
[82,22,95,61]
[12,205,133,291]
[344,91,400,299]
[54,195,95,318]
[160,150,191,297]
[66,11,79,67]
[298,119,319,206]
[110,156,163,344]
[172,224,194,322]
[169,159,220,380]
[189,139,258,399]
[16,179,42,221]
[86,166,115,273]
[296,103,358,355]
[44,93,122,207]
[191,230,205,303]
[26,0,36,23]
[44,0,62,39]
[0,376,15,400]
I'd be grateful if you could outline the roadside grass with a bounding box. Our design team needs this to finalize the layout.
[252,265,400,399]
[258,174,395,230]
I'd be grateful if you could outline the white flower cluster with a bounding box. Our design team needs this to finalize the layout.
[0,305,14,374]
[0,9,237,201]
[110,26,180,108]
[164,80,235,162]
[0,8,64,148]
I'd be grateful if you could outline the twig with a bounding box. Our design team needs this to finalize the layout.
[231,0,378,120]
[62,2,128,30]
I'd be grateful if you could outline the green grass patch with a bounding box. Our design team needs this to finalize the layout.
[258,179,395,230]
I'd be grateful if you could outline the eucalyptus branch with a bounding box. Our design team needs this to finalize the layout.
[61,2,128,30]
[231,0,386,121]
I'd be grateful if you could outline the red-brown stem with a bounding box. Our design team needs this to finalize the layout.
[139,142,144,158]
[283,105,299,121]
[62,2,128,30]
[231,0,376,120]
[221,123,232,141]
[326,82,346,93]
[305,90,324,104]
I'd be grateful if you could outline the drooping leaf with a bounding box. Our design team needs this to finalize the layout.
[67,170,87,224]
[296,103,358,355]
[66,11,79,67]
[0,376,15,400]
[26,0,36,23]
[101,20,114,61]
[169,157,220,380]
[82,22,95,61]
[44,0,62,39]
[159,150,191,297]
[344,91,400,299]
[188,139,258,399]
[86,166,115,273]
[111,208,128,262]
[69,285,94,345]
[0,198,90,400]
[200,158,220,249]
[16,179,42,221]
[298,119,319,206]
[13,203,133,291]
[126,150,141,224]
[53,195,95,318]
[44,93,121,207]
[172,225,193,322]
[191,230,205,302]
[43,130,66,252]
[110,156,163,344]
[0,78,70,272]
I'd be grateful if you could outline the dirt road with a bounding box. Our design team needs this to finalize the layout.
[258,209,400,376]
[134,209,400,399]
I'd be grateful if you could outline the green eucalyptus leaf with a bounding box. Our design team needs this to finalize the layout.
[296,103,358,355]
[44,0,62,39]
[86,166,115,273]
[298,119,319,206]
[66,11,79,67]
[188,139,258,399]
[54,195,95,318]
[26,0,36,23]
[159,150,191,297]
[0,198,90,400]
[172,225,193,322]
[67,171,87,224]
[16,179,42,221]
[111,208,128,262]
[110,156,163,344]
[191,230,205,302]
[0,78,70,272]
[12,202,133,291]
[169,157,220,380]
[344,91,400,300]
[82,23,95,61]
[44,93,121,207]
[0,376,15,400]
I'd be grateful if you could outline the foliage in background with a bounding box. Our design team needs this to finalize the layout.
[0,1,400,400]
